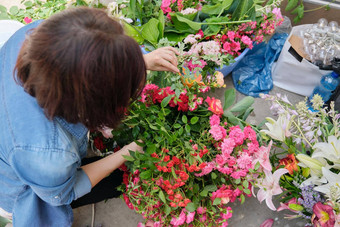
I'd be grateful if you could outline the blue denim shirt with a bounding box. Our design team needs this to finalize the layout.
[0,21,92,226]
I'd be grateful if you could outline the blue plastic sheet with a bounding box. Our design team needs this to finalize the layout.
[232,33,289,97]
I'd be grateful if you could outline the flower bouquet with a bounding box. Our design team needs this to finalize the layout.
[119,0,284,76]
[90,68,285,226]
[260,93,340,226]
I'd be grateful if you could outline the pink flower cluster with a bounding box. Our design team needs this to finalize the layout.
[197,115,271,181]
[161,0,201,16]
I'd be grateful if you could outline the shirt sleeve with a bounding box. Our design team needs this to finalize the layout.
[9,146,92,206]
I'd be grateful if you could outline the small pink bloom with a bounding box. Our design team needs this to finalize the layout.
[256,168,289,211]
[171,209,186,226]
[221,138,235,155]
[260,219,274,227]
[186,211,195,224]
[277,197,300,213]
[24,17,32,24]
[197,207,207,214]
[209,114,221,126]
[209,125,226,141]
[252,141,272,172]
[227,31,235,40]
[241,35,253,49]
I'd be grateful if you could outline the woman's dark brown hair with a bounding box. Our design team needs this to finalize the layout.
[14,7,146,130]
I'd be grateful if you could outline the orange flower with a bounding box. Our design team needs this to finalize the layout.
[279,154,299,175]
[205,97,224,116]
[179,69,205,88]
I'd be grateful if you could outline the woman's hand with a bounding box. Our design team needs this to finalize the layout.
[143,46,180,73]
[122,141,143,156]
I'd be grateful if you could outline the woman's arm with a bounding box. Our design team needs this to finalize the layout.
[81,142,142,188]
[143,46,180,73]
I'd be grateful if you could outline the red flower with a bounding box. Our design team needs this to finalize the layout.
[93,137,106,150]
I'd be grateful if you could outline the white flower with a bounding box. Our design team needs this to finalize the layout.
[120,16,133,24]
[314,167,340,202]
[183,34,197,45]
[180,8,197,15]
[312,136,340,164]
[261,115,293,142]
[296,154,325,177]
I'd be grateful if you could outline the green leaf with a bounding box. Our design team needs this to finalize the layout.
[149,124,159,130]
[285,0,298,11]
[213,197,221,205]
[254,161,260,170]
[146,144,156,153]
[132,126,140,138]
[190,116,199,125]
[129,0,136,19]
[122,155,135,162]
[230,96,254,114]
[185,124,191,133]
[161,95,172,108]
[224,111,241,126]
[169,13,201,33]
[231,0,255,21]
[140,170,152,179]
[289,203,304,211]
[223,88,236,111]
[173,123,181,129]
[123,22,144,44]
[0,5,7,13]
[243,180,249,188]
[201,0,233,15]
[241,106,254,121]
[182,115,188,124]
[141,18,160,46]
[244,188,251,195]
[178,127,184,135]
[240,194,245,204]
[211,172,217,179]
[204,184,217,192]
[24,1,33,7]
[165,205,171,216]
[200,189,208,197]
[158,10,165,38]
[0,216,11,227]
[235,178,241,184]
[159,190,166,204]
[185,202,196,212]
[297,5,304,18]
[9,6,19,15]
[164,32,189,42]
[193,184,199,193]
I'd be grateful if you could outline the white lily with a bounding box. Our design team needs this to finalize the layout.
[314,167,340,202]
[312,136,340,164]
[296,154,326,177]
[261,115,293,142]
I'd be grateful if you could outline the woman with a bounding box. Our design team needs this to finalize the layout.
[0,7,178,226]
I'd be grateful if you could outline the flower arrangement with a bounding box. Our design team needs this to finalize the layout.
[260,93,340,227]
[120,0,284,76]
[89,67,289,226]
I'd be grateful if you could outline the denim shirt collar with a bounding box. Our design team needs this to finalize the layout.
[55,117,88,141]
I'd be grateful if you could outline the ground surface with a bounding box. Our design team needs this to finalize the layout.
[0,0,334,226]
